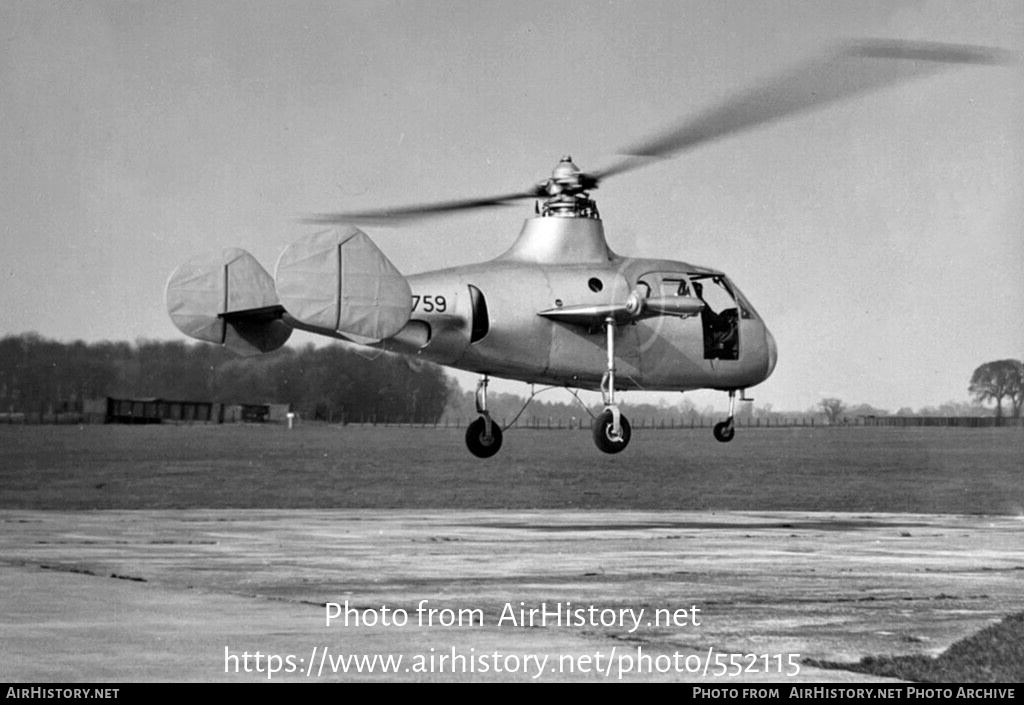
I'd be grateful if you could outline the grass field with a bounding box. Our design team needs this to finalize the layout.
[4,423,1022,683]
[1,424,1020,513]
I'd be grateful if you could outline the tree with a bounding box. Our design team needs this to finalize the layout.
[819,397,845,425]
[969,360,1023,422]
[1013,364,1024,420]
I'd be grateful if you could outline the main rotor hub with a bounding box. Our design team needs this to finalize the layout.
[539,156,600,219]
[551,156,582,183]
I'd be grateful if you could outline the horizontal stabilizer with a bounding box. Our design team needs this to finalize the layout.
[274,226,412,342]
[165,248,292,356]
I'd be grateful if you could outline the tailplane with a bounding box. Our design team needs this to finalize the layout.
[166,227,411,354]
[165,248,292,356]
[274,226,412,344]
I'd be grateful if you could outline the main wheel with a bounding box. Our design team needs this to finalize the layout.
[592,410,631,454]
[466,417,503,458]
[713,420,735,443]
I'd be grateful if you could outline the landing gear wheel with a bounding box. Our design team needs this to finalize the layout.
[593,410,631,454]
[466,417,503,458]
[713,421,735,443]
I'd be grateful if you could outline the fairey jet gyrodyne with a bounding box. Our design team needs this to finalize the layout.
[165,40,1007,457]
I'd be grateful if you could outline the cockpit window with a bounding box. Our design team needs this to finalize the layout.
[731,282,759,320]
[689,274,756,320]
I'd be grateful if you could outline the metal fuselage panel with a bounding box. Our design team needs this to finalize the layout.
[397,218,775,392]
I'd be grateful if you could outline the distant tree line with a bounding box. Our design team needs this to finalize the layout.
[812,359,1024,426]
[440,390,994,429]
[0,333,450,423]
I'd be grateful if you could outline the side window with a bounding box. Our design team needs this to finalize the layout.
[661,278,690,297]
[468,285,490,343]
[636,275,690,298]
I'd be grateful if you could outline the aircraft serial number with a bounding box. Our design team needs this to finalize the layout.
[412,295,448,313]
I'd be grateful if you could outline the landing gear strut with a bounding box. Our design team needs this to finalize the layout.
[593,316,630,454]
[713,389,737,443]
[466,375,503,458]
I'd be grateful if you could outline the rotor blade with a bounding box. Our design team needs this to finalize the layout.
[593,39,1014,181]
[302,189,538,225]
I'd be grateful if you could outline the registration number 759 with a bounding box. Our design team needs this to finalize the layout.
[411,295,448,313]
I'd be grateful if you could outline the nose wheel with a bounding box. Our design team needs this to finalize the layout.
[713,420,735,443]
[466,375,503,458]
[713,390,740,443]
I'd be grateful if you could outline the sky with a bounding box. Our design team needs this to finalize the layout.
[1,0,1021,413]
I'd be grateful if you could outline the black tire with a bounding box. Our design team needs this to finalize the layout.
[466,417,503,458]
[713,420,735,443]
[592,410,631,454]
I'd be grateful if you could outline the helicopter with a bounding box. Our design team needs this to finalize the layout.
[165,39,1008,457]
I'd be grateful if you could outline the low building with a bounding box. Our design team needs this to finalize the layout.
[86,397,291,424]
[98,397,216,424]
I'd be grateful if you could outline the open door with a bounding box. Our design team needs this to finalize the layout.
[636,272,742,360]
[688,274,741,360]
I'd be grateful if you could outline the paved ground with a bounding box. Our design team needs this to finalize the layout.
[2,509,1022,682]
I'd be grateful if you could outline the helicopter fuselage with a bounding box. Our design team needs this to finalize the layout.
[387,216,777,393]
